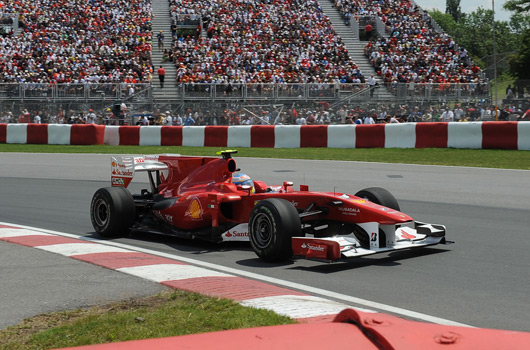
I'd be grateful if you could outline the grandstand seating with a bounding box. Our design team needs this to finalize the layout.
[0,0,483,89]
[0,0,490,125]
[331,0,482,86]
[168,0,365,84]
[0,0,152,84]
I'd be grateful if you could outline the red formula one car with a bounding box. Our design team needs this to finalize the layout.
[90,150,447,262]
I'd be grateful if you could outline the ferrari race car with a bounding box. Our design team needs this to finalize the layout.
[90,150,448,262]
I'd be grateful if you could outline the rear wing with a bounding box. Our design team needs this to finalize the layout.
[111,155,169,188]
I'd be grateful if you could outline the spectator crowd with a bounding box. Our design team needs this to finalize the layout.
[0,0,485,90]
[0,0,153,84]
[332,0,482,88]
[168,0,366,85]
[0,0,505,128]
[4,103,527,126]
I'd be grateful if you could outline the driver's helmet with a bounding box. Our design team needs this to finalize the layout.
[232,173,255,193]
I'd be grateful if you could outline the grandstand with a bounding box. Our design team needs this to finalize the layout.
[0,0,492,124]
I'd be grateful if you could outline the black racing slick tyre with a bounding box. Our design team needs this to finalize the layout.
[249,198,301,262]
[90,187,135,238]
[354,187,400,211]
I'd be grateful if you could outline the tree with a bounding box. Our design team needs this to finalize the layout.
[504,0,530,13]
[509,29,530,79]
[446,0,462,22]
[430,9,457,32]
[430,8,519,67]
[502,1,530,80]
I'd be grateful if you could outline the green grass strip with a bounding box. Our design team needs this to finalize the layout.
[1,144,530,170]
[0,291,295,349]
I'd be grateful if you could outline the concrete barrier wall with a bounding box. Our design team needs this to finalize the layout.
[1,122,530,150]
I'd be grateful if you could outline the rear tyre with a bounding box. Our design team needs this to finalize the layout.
[354,187,400,211]
[90,187,135,238]
[249,198,301,262]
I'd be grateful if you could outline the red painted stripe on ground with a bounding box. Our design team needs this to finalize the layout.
[162,276,308,301]
[72,252,187,269]
[297,314,338,323]
[0,235,86,247]
[0,224,18,229]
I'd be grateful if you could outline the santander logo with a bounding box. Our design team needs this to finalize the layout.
[225,230,249,237]
[301,243,326,252]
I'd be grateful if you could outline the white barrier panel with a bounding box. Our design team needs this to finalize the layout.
[518,121,530,150]
[275,125,300,148]
[327,125,356,148]
[104,126,120,146]
[448,122,483,149]
[182,126,205,147]
[139,126,162,146]
[385,123,416,148]
[48,124,71,145]
[6,124,27,144]
[227,126,251,148]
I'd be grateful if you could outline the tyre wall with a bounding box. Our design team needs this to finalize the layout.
[1,124,105,145]
[1,122,530,150]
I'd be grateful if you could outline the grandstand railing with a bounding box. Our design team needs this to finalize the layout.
[177,82,489,102]
[0,82,490,103]
[0,83,151,102]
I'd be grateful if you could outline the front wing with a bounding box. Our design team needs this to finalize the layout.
[292,221,447,261]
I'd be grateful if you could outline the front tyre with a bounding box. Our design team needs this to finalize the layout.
[249,198,301,262]
[90,187,135,238]
[355,187,400,211]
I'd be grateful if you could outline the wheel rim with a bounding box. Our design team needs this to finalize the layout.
[252,213,273,249]
[93,198,109,227]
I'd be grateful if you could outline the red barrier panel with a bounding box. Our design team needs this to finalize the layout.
[251,125,275,148]
[71,124,105,145]
[482,121,518,150]
[300,125,328,148]
[161,126,183,146]
[204,126,228,147]
[26,124,48,144]
[118,126,141,145]
[356,124,385,148]
[0,124,6,143]
[416,122,448,148]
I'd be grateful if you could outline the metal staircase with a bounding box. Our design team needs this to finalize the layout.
[151,0,178,102]
[317,0,394,100]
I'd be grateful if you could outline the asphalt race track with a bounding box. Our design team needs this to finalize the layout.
[0,152,529,332]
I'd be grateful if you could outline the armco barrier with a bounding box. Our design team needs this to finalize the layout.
[1,122,530,150]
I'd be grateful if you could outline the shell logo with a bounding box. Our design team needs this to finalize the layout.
[351,199,366,204]
[187,198,203,220]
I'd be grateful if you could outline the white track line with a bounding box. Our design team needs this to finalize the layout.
[0,222,473,328]
[117,264,233,283]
